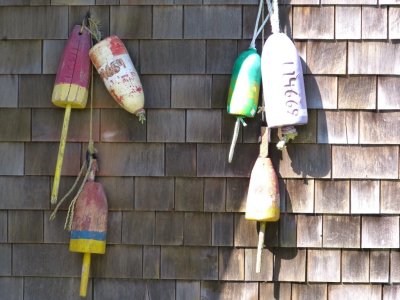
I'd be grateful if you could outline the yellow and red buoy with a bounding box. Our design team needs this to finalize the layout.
[69,159,108,297]
[89,36,145,123]
[51,25,91,205]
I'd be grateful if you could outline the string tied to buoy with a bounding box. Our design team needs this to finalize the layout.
[227,0,270,163]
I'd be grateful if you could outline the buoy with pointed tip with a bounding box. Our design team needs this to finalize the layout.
[51,25,91,205]
[89,36,145,123]
[69,159,108,298]
[227,48,261,163]
[245,127,280,273]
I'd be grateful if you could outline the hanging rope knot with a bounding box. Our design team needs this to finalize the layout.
[277,125,297,150]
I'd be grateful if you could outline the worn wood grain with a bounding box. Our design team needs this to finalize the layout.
[381,181,400,213]
[307,42,347,74]
[383,285,400,300]
[184,213,211,246]
[362,217,399,248]
[244,248,273,281]
[342,250,369,283]
[335,6,361,39]
[122,212,155,245]
[279,214,297,247]
[212,213,233,246]
[219,248,244,280]
[234,214,257,247]
[360,112,400,144]
[391,251,400,283]
[293,7,334,39]
[171,75,211,108]
[297,215,322,248]
[362,7,387,39]
[323,216,360,248]
[378,77,400,109]
[201,282,258,300]
[304,75,338,109]
[317,111,359,144]
[161,247,218,280]
[332,146,398,179]
[292,284,327,300]
[389,7,400,39]
[204,178,226,212]
[286,179,314,213]
[260,283,291,300]
[155,212,183,245]
[307,250,341,282]
[176,281,200,300]
[273,249,306,282]
[175,178,204,211]
[315,180,349,214]
[349,42,400,75]
[351,180,380,214]
[328,284,381,300]
[143,246,160,279]
[338,76,376,109]
[135,177,174,211]
[370,250,389,283]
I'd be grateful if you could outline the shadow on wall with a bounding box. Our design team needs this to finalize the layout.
[261,3,328,298]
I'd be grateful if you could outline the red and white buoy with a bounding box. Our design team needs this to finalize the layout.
[89,36,145,123]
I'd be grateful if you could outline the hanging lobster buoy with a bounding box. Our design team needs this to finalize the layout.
[261,33,307,129]
[69,159,108,297]
[227,48,261,162]
[245,127,280,273]
[51,25,91,205]
[89,36,145,123]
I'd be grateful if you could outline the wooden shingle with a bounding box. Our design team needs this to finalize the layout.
[335,6,361,40]
[332,146,398,179]
[360,112,400,144]
[317,111,359,144]
[244,248,273,281]
[389,7,400,39]
[200,282,258,300]
[153,6,183,39]
[381,181,400,214]
[135,177,174,211]
[147,109,185,142]
[328,285,381,300]
[155,212,184,245]
[184,212,211,246]
[166,144,197,177]
[362,217,399,248]
[286,179,314,213]
[171,75,211,108]
[378,77,400,109]
[110,6,152,39]
[315,180,349,214]
[260,283,291,300]
[0,41,41,74]
[161,246,218,280]
[297,215,322,248]
[273,248,306,282]
[307,42,347,74]
[143,246,160,278]
[0,76,18,108]
[176,281,200,300]
[8,211,43,243]
[351,180,380,214]
[212,213,233,246]
[293,6,334,39]
[370,250,390,283]
[304,75,338,109]
[323,216,360,248]
[338,76,376,110]
[292,284,327,300]
[307,250,341,282]
[279,214,297,247]
[226,178,248,212]
[219,248,244,280]
[204,178,226,212]
[122,212,155,245]
[342,250,369,283]
[175,178,204,211]
[349,42,400,75]
[362,7,387,39]
[186,110,221,143]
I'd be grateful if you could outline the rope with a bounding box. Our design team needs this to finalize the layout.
[267,0,280,34]
[250,0,271,49]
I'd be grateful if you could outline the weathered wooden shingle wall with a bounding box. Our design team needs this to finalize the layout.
[0,0,399,299]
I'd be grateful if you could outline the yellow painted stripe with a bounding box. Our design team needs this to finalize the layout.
[52,83,88,109]
[69,239,106,254]
[245,207,280,222]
